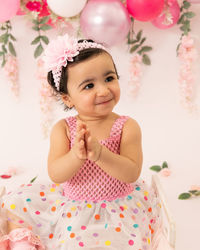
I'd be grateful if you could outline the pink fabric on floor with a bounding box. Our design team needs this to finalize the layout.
[9,239,36,250]
[0,227,45,250]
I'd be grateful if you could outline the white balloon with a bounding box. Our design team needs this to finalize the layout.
[47,0,87,17]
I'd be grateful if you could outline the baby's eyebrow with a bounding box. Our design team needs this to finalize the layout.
[78,70,117,88]
[78,78,95,88]
[104,70,116,76]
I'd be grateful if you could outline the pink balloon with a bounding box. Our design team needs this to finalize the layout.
[127,0,165,22]
[0,0,20,22]
[151,0,180,29]
[188,0,200,3]
[80,0,131,47]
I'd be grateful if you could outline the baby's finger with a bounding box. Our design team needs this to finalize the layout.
[78,140,87,158]
[86,135,93,150]
[84,129,90,145]
[76,128,85,142]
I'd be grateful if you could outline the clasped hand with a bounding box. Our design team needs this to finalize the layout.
[72,121,102,162]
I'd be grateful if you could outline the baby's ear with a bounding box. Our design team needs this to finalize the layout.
[61,94,74,109]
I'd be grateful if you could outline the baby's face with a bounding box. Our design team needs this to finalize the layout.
[63,52,120,119]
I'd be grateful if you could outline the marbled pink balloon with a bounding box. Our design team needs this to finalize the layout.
[151,0,180,29]
[80,0,131,47]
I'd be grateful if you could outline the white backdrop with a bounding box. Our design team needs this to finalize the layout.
[0,6,200,250]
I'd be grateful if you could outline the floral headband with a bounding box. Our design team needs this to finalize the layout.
[43,34,106,91]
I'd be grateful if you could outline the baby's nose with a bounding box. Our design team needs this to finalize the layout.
[97,84,110,96]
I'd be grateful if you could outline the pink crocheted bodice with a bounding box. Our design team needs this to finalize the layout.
[62,116,133,201]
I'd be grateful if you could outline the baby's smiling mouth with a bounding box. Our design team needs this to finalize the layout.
[95,98,113,105]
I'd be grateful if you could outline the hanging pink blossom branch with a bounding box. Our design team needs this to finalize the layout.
[127,18,152,98]
[177,35,198,112]
[3,55,19,97]
[128,53,143,97]
[37,58,56,138]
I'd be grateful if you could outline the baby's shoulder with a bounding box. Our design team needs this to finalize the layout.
[123,117,142,137]
[50,119,70,139]
[124,117,141,129]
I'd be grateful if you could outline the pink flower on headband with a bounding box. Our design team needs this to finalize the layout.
[43,34,79,72]
[43,34,106,91]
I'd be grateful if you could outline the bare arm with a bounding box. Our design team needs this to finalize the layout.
[47,120,86,183]
[87,118,143,183]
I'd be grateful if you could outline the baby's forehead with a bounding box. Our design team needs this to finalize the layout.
[68,52,115,78]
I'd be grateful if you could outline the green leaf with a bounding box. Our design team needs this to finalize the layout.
[40,35,49,45]
[0,33,9,44]
[31,36,41,45]
[130,44,140,53]
[32,26,40,31]
[1,58,6,67]
[2,44,7,53]
[40,24,52,31]
[149,165,161,172]
[189,190,198,194]
[39,16,50,24]
[32,19,40,25]
[182,19,190,26]
[0,51,4,56]
[128,39,138,45]
[183,1,191,9]
[8,42,16,56]
[34,44,43,58]
[136,30,142,41]
[176,43,181,54]
[177,14,185,25]
[184,12,195,18]
[10,34,16,41]
[142,54,151,65]
[138,46,152,54]
[180,25,188,32]
[162,161,168,169]
[178,192,191,200]
[139,37,146,46]
[30,176,38,183]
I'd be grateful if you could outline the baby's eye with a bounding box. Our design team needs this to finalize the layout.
[84,83,94,90]
[105,76,114,82]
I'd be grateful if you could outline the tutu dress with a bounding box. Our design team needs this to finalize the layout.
[0,116,163,250]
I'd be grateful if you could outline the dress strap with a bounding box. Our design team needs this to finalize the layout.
[110,116,129,138]
[65,116,77,147]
